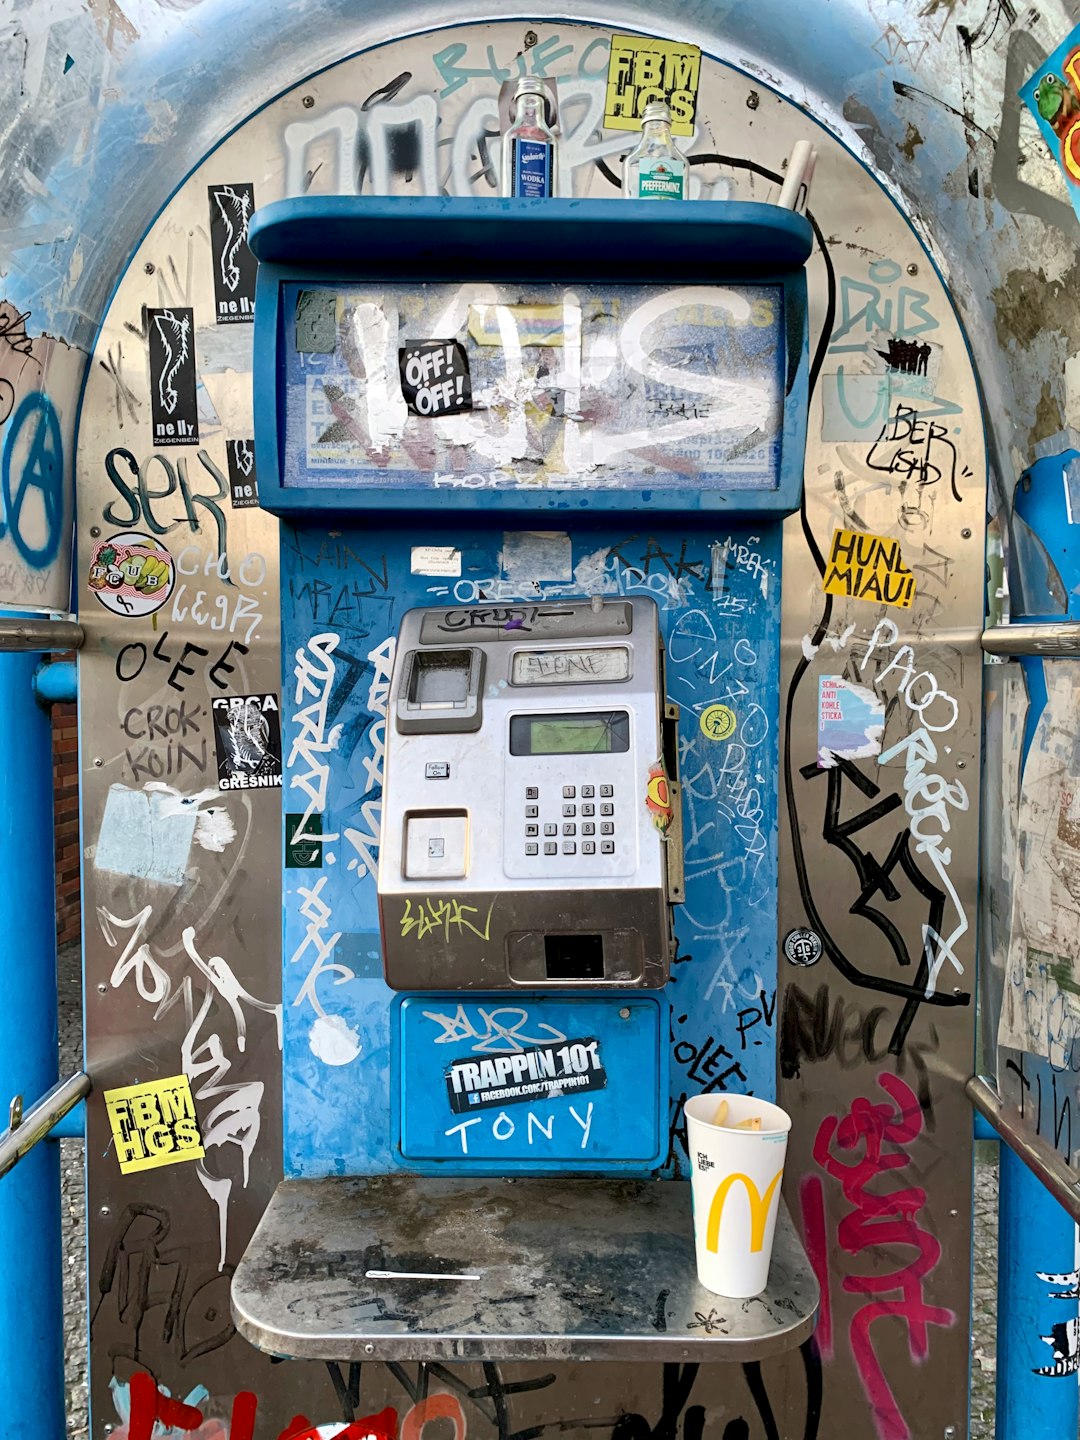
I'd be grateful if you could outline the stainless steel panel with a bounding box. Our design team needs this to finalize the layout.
[232,1176,818,1363]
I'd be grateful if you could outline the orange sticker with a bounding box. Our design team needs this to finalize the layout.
[646,760,674,833]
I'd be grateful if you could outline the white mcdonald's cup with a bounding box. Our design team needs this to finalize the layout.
[684,1093,792,1298]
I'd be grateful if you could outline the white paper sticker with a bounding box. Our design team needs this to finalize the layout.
[411,546,462,577]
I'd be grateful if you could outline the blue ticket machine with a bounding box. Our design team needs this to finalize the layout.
[249,197,811,1183]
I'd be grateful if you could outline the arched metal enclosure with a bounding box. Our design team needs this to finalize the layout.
[1,3,1078,1438]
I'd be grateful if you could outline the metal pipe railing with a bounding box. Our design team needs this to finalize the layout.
[0,1071,90,1181]
[0,619,84,653]
[966,1074,1080,1223]
[982,622,1080,658]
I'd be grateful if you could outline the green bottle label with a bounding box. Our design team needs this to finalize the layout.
[637,159,686,200]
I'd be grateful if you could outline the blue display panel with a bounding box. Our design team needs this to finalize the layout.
[281,278,785,494]
[395,994,665,1169]
[280,521,781,1178]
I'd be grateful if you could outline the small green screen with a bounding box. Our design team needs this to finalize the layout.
[529,719,612,753]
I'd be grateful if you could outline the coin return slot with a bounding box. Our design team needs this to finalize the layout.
[544,934,604,980]
[408,650,472,709]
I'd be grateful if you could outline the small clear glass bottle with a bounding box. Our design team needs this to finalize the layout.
[622,101,689,200]
[502,78,557,199]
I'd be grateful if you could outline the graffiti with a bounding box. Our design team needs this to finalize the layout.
[866,404,963,505]
[421,1004,568,1052]
[399,896,495,944]
[343,635,394,881]
[801,1073,953,1440]
[0,389,63,567]
[288,632,343,849]
[122,699,208,782]
[779,981,939,1120]
[104,447,229,560]
[114,629,249,694]
[90,1205,236,1366]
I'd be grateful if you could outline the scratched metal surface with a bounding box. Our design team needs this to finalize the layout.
[231,1177,818,1363]
[5,1,1063,1435]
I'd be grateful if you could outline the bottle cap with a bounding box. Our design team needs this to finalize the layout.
[641,100,673,124]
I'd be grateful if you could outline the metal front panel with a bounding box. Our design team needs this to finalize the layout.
[66,15,988,1439]
[280,517,779,1179]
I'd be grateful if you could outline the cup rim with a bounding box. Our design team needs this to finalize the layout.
[684,1092,792,1137]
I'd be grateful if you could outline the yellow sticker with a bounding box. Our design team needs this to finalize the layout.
[104,1074,204,1175]
[700,704,737,742]
[467,304,564,347]
[822,528,916,609]
[604,34,701,136]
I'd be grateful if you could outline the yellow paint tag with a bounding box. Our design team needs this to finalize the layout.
[467,304,564,347]
[822,528,916,609]
[700,703,737,742]
[104,1074,204,1175]
[604,34,701,136]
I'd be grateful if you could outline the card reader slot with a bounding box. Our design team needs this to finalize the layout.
[544,934,605,980]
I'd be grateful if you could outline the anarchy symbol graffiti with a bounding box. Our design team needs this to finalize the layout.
[0,390,64,569]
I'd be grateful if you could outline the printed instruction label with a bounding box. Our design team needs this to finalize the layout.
[411,545,461,576]
[104,1074,204,1174]
[445,1037,607,1113]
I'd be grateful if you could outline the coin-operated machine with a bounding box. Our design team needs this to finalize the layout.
[244,197,812,1186]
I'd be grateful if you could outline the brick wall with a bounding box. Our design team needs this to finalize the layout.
[53,698,80,945]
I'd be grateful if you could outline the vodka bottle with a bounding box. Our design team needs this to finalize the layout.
[502,78,557,198]
[622,101,689,200]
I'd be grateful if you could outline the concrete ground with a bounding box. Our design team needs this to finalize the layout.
[56,939,1002,1439]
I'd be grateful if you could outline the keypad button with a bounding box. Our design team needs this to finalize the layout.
[525,823,538,837]
[600,803,614,816]
[525,843,538,856]
[582,822,595,836]
[544,841,557,856]
[562,841,576,855]
[562,803,576,817]
[581,784,595,798]
[525,804,539,818]
[600,821,614,835]
[600,784,613,797]
[563,822,576,836]
[601,840,615,854]
[544,823,557,837]
[525,786,539,800]
[582,841,596,855]
[563,785,576,799]
[581,803,595,817]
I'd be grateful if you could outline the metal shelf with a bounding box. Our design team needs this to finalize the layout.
[231,1175,818,1364]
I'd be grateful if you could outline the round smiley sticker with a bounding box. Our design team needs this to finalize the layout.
[699,703,737,742]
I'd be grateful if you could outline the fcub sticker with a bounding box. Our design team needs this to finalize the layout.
[446,1037,607,1113]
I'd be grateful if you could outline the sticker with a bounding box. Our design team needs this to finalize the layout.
[784,928,823,967]
[226,438,258,508]
[211,693,282,790]
[700,703,737,742]
[94,784,197,887]
[822,527,916,609]
[502,530,573,582]
[87,532,174,617]
[604,34,701,135]
[1020,25,1080,224]
[295,289,338,353]
[104,1074,204,1174]
[411,545,461,577]
[445,1036,607,1113]
[399,340,472,417]
[208,182,256,325]
[286,812,322,868]
[147,306,199,446]
[467,303,565,347]
[817,676,886,768]
[646,759,675,833]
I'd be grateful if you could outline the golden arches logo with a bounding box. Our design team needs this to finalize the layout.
[706,1168,784,1254]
